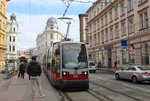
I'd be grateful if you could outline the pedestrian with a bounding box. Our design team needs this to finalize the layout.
[27,56,45,98]
[98,62,101,68]
[18,62,26,79]
[114,61,117,69]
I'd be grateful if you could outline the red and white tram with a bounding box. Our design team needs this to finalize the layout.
[43,41,89,90]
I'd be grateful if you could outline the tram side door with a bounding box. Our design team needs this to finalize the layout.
[51,43,61,84]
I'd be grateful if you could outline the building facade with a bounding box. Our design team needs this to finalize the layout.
[0,0,10,71]
[83,0,150,68]
[6,13,19,69]
[78,13,88,44]
[36,17,64,64]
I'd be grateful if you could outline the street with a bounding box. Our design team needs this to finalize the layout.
[0,70,150,101]
[55,70,150,101]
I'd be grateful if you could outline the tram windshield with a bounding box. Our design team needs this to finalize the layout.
[62,43,88,69]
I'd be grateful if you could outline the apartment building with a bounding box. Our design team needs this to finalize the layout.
[6,13,19,69]
[78,13,88,44]
[84,0,150,68]
[0,0,10,71]
[36,17,64,64]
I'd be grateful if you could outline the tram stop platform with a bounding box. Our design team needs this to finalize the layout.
[0,72,60,101]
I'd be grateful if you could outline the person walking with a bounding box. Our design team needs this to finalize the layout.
[27,56,45,98]
[114,61,117,69]
[18,62,26,79]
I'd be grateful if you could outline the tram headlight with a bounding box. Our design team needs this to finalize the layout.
[62,71,69,76]
[82,71,88,75]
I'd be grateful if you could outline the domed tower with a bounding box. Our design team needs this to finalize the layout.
[10,13,16,21]
[45,17,58,31]
[6,13,19,70]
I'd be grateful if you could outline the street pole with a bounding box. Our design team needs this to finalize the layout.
[58,17,73,40]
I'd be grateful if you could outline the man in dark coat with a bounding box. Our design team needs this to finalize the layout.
[18,62,26,79]
[27,56,45,98]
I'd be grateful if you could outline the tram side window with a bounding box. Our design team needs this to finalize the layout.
[54,45,60,73]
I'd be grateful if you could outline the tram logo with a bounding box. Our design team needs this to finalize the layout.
[73,75,78,78]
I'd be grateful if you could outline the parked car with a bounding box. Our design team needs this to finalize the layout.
[88,61,96,73]
[115,65,150,83]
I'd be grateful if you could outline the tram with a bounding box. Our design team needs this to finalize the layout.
[43,41,89,90]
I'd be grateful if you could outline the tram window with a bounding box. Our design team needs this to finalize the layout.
[62,43,88,69]
[52,44,60,73]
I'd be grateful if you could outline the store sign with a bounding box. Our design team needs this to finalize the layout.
[104,45,110,49]
[121,40,127,49]
[133,28,150,35]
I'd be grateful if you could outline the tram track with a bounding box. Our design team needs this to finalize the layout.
[90,81,147,101]
[58,89,114,101]
[90,75,150,95]
[87,89,114,101]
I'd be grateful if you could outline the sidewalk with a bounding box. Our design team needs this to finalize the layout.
[0,72,59,101]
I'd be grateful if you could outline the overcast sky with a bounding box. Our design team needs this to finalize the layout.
[7,0,94,50]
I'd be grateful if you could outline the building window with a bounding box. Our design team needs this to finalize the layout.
[120,1,125,15]
[98,33,100,44]
[141,43,149,65]
[0,35,1,45]
[9,45,11,52]
[0,20,2,29]
[115,24,119,38]
[128,17,134,34]
[97,8,99,14]
[128,0,133,11]
[129,45,135,64]
[105,29,108,42]
[0,5,2,12]
[121,21,126,36]
[116,48,120,65]
[110,26,113,40]
[97,20,100,29]
[101,31,104,43]
[13,36,15,42]
[109,10,113,22]
[140,11,148,29]
[13,28,15,33]
[105,14,108,25]
[101,18,104,27]
[115,5,118,18]
[139,0,148,3]
[94,11,96,16]
[94,34,96,45]
[122,49,127,64]
[101,4,103,10]
[13,46,15,52]
[51,34,53,39]
[9,36,11,42]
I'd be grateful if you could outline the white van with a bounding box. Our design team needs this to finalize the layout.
[88,61,96,73]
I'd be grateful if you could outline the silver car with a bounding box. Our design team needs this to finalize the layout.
[115,65,150,83]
